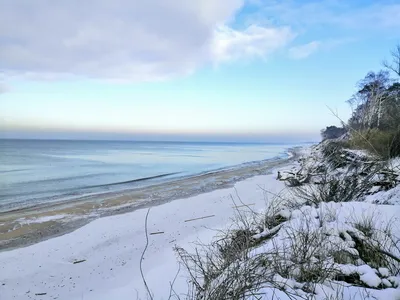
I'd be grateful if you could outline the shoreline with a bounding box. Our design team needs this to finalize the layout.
[0,147,302,251]
[0,151,292,215]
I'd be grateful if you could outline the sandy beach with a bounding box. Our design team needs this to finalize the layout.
[0,148,302,300]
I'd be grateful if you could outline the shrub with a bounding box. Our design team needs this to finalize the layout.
[321,126,347,141]
[293,173,375,206]
[349,128,400,158]
[321,141,349,168]
[348,215,400,275]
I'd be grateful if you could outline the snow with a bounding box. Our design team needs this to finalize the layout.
[277,208,291,219]
[382,278,392,287]
[0,165,289,300]
[389,276,400,287]
[252,224,282,240]
[366,184,400,205]
[359,266,382,288]
[379,267,390,278]
[346,149,369,157]
[16,214,69,225]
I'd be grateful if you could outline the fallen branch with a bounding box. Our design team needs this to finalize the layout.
[184,215,215,223]
[232,203,255,209]
[73,259,86,264]
[150,231,165,235]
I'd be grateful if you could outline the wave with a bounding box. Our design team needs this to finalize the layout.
[0,168,30,174]
[86,172,180,188]
[23,173,114,185]
[0,172,180,199]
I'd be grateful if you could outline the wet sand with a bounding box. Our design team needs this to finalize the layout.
[0,148,300,251]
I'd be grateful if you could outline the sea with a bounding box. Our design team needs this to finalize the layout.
[0,139,303,213]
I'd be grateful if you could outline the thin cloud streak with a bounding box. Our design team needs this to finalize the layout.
[288,41,321,59]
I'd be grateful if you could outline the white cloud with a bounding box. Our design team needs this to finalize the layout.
[288,41,321,59]
[0,0,294,81]
[288,38,357,59]
[213,25,295,62]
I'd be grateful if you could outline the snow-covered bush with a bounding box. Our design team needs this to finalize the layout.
[175,145,400,300]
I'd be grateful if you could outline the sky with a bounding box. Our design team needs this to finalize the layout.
[1,0,400,142]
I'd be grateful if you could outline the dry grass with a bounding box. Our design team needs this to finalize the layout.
[349,128,400,159]
[173,188,400,299]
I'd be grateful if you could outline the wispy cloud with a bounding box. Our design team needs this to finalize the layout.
[288,38,356,59]
[212,25,295,62]
[288,41,321,59]
[255,1,400,30]
[246,1,400,60]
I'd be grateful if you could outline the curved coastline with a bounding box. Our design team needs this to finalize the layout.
[0,150,291,214]
[0,147,302,251]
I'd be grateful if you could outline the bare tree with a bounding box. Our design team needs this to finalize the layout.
[383,44,400,78]
[348,71,390,129]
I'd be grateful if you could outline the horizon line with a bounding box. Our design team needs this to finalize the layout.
[0,137,319,144]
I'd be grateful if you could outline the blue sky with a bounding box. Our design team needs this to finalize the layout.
[1,0,400,142]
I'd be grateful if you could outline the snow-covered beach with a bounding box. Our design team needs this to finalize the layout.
[1,144,400,300]
[0,152,296,300]
[0,145,304,299]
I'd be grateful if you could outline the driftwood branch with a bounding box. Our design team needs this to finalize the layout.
[232,203,255,209]
[73,259,86,264]
[184,215,215,223]
[150,231,165,235]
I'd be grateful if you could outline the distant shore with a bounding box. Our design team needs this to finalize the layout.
[0,147,302,251]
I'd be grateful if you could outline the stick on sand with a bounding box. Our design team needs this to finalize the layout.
[149,231,164,235]
[184,215,215,223]
[232,203,255,209]
[73,259,86,264]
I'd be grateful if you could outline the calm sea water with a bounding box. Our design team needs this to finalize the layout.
[0,139,300,212]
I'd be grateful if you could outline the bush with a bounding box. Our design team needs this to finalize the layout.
[349,129,400,159]
[321,141,350,168]
[349,214,400,275]
[293,175,372,206]
[321,126,347,141]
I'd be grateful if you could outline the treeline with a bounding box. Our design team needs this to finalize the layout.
[322,44,400,158]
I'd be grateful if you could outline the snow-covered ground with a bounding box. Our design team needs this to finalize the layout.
[246,201,400,300]
[1,145,400,300]
[173,144,400,300]
[0,163,289,300]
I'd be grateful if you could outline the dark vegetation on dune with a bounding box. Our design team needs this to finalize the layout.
[322,44,400,159]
